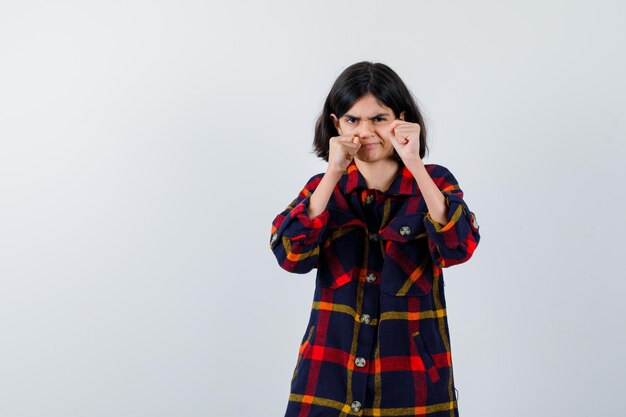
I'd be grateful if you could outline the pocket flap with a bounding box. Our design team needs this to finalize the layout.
[317,227,362,289]
[379,239,433,296]
[379,212,427,242]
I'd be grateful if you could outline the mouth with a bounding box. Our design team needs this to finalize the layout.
[362,142,380,148]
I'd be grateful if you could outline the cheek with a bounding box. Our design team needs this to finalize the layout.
[376,125,392,138]
[341,124,356,133]
[379,131,393,145]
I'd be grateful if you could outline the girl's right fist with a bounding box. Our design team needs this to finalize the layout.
[328,135,361,173]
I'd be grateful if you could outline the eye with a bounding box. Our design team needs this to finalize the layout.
[374,116,386,122]
[345,116,357,124]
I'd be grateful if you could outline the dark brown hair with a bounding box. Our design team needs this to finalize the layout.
[312,61,429,165]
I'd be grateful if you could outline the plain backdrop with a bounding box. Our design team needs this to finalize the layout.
[1,1,625,416]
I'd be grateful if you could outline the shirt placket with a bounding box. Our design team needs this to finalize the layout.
[349,189,385,413]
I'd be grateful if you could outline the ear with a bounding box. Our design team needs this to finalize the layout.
[399,111,406,121]
[330,113,341,134]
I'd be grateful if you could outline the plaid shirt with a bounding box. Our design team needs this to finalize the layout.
[269,159,480,417]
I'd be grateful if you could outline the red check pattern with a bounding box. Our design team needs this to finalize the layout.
[270,159,480,417]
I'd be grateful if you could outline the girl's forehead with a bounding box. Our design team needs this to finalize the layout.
[348,94,391,112]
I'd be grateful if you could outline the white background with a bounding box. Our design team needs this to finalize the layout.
[1,1,625,416]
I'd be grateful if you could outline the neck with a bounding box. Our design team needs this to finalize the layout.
[354,158,401,192]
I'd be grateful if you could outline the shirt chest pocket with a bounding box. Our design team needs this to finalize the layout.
[316,212,435,296]
[317,226,362,289]
[378,212,434,297]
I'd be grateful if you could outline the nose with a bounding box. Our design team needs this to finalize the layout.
[357,120,375,138]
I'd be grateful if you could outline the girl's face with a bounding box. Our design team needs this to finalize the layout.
[330,93,405,164]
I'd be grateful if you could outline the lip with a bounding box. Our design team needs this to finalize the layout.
[362,142,380,148]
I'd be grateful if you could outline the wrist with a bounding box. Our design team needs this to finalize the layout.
[325,165,346,179]
[403,157,425,175]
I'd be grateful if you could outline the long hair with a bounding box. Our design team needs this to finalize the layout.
[312,61,429,164]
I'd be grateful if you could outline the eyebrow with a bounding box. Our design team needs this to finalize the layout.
[344,113,390,120]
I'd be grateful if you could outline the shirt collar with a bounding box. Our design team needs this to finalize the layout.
[338,159,418,196]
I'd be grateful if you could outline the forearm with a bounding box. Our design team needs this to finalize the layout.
[307,167,343,219]
[404,158,448,225]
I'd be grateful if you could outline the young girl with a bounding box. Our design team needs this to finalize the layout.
[269,61,481,417]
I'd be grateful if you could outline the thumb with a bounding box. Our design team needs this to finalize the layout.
[389,125,398,142]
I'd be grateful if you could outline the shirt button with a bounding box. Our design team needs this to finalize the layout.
[399,226,411,236]
[355,357,366,367]
[365,272,376,283]
[365,194,374,204]
[360,313,371,324]
[351,400,362,412]
[368,233,379,241]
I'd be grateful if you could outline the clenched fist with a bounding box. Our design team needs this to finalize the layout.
[328,134,362,173]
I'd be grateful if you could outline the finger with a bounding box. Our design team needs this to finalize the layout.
[393,125,412,133]
[349,138,362,150]
[390,121,406,135]
[345,148,357,160]
[390,131,407,146]
[393,127,414,139]
[344,143,361,152]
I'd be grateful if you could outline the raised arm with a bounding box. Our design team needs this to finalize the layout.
[269,168,343,274]
[421,164,481,268]
[270,134,361,273]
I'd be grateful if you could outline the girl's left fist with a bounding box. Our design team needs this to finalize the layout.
[389,119,421,162]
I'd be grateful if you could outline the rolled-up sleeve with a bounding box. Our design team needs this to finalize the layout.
[269,174,330,274]
[423,165,480,268]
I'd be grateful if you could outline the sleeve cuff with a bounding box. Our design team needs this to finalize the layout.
[424,193,463,229]
[423,192,469,250]
[280,195,330,245]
